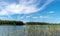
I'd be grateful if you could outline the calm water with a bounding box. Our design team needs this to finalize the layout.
[0,25,27,36]
[0,25,60,36]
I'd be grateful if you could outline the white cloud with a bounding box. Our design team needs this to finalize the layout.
[48,11,55,14]
[25,15,49,19]
[26,16,31,18]
[0,0,54,15]
[32,17,38,18]
[39,16,49,18]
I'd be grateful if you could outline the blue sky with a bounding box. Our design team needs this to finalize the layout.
[0,0,60,23]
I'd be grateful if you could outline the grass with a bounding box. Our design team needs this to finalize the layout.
[1,23,60,36]
[0,20,60,36]
[26,25,60,36]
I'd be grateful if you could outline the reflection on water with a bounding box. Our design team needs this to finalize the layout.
[0,25,60,36]
[0,25,26,36]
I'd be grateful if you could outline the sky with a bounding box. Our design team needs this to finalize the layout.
[0,0,60,23]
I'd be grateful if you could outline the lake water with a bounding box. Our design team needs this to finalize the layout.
[0,25,27,36]
[0,25,60,36]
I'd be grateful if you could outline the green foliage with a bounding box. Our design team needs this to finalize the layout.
[25,22,60,25]
[26,22,48,25]
[25,22,54,25]
[0,20,24,25]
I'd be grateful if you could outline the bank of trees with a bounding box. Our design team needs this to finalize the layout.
[0,20,59,25]
[0,20,24,25]
[25,22,49,25]
[25,22,58,25]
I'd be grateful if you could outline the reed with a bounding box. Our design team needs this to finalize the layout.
[2,25,60,36]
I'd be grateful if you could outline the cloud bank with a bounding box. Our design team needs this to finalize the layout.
[0,0,54,16]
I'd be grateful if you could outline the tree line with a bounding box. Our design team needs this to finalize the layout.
[0,20,59,25]
[0,20,24,25]
[25,22,59,25]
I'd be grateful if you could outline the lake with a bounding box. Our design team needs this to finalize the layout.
[0,25,27,36]
[0,25,60,36]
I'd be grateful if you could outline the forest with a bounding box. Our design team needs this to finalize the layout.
[0,20,24,25]
[0,20,60,25]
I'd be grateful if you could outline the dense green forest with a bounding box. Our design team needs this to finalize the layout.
[25,22,49,25]
[0,20,24,25]
[25,22,60,25]
[0,20,60,25]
